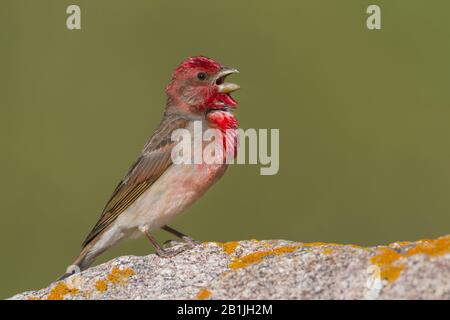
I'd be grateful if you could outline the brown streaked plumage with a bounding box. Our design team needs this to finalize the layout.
[82,113,190,248]
[57,56,240,280]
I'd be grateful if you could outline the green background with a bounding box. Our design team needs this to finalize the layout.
[1,0,450,298]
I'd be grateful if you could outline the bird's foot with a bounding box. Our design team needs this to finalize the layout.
[162,239,182,249]
[181,236,200,247]
[157,242,190,258]
[161,225,201,247]
[163,237,199,249]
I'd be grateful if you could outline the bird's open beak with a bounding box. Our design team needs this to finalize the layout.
[215,66,240,107]
[216,67,240,93]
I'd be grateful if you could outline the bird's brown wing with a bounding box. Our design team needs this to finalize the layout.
[82,114,190,248]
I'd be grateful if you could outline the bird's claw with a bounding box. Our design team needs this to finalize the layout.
[162,239,180,249]
[156,246,187,258]
[163,237,199,249]
[158,237,200,258]
[181,236,200,247]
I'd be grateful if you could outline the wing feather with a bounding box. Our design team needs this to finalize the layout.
[82,114,189,247]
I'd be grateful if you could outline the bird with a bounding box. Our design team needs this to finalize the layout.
[58,56,240,280]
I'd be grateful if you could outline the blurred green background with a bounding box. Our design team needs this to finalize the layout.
[1,0,450,298]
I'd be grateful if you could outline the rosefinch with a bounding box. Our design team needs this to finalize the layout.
[58,56,239,280]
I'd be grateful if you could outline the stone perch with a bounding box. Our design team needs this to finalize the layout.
[10,235,450,300]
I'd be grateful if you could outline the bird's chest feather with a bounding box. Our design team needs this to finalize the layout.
[118,163,227,232]
[115,122,231,232]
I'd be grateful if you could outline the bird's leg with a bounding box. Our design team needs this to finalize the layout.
[143,230,184,258]
[162,225,200,246]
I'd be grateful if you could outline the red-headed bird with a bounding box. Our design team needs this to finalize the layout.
[59,56,240,280]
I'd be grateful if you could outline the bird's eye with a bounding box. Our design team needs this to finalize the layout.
[197,72,207,80]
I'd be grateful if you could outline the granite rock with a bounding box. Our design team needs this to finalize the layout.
[9,235,450,300]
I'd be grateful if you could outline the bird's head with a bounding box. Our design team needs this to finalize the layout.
[165,56,240,114]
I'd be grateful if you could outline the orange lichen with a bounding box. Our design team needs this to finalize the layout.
[95,280,108,292]
[406,236,450,257]
[371,247,405,283]
[381,264,405,283]
[272,246,301,254]
[389,241,410,247]
[196,288,212,300]
[301,241,363,249]
[229,246,301,270]
[107,267,135,284]
[229,252,268,270]
[371,247,403,266]
[322,248,334,255]
[370,235,450,284]
[46,282,79,300]
[218,241,239,255]
[302,241,333,247]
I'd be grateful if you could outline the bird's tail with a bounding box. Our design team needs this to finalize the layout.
[55,243,96,282]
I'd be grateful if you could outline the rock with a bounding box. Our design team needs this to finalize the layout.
[9,236,450,300]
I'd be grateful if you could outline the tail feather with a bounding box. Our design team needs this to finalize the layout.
[55,243,96,282]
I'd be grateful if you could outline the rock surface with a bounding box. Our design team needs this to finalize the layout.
[10,235,450,300]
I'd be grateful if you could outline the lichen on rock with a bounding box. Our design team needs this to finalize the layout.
[9,236,450,300]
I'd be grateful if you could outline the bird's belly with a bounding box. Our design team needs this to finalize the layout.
[113,162,227,235]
